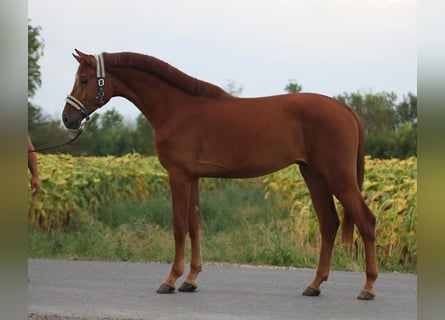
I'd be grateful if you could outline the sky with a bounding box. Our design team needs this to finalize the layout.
[29,0,417,122]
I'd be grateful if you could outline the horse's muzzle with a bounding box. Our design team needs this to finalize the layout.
[62,111,82,129]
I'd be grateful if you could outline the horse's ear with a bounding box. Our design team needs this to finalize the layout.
[73,49,87,63]
[75,49,87,57]
[73,49,95,66]
[73,49,92,64]
[72,52,82,63]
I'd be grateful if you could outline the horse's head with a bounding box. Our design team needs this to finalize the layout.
[62,49,112,129]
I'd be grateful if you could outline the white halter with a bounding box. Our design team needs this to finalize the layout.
[65,54,106,119]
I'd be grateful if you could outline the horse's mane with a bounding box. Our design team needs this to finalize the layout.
[103,52,231,98]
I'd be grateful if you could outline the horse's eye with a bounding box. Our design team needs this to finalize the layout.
[80,78,89,85]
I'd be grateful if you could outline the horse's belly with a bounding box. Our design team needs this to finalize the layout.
[195,147,300,178]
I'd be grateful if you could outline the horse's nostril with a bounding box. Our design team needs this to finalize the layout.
[62,113,69,126]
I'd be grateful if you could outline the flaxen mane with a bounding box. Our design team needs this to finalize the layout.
[103,52,231,98]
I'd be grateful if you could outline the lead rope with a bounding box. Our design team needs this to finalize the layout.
[28,122,86,153]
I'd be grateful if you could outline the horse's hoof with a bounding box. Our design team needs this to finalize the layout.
[156,283,175,294]
[302,286,320,296]
[357,289,376,300]
[178,281,198,292]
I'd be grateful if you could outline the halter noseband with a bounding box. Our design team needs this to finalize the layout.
[65,54,106,120]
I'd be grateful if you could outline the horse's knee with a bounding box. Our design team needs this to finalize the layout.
[173,225,188,241]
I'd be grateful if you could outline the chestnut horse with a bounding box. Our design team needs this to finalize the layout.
[62,50,377,300]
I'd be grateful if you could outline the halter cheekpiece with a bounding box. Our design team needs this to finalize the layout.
[65,54,106,120]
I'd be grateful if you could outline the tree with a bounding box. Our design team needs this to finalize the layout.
[28,20,45,130]
[396,93,417,129]
[75,113,101,155]
[28,21,44,99]
[225,80,243,97]
[394,122,416,158]
[284,79,302,93]
[133,113,156,155]
[28,21,72,153]
[335,91,416,158]
[95,108,134,156]
[395,93,417,157]
[28,104,46,132]
[336,91,398,135]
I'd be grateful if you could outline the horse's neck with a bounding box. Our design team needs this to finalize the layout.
[110,67,186,129]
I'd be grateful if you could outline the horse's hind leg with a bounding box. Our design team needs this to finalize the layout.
[179,179,203,292]
[300,166,340,296]
[333,187,378,300]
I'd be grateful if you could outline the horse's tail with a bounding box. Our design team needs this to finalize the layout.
[341,108,365,244]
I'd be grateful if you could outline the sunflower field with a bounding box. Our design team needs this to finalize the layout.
[263,156,417,268]
[28,154,416,270]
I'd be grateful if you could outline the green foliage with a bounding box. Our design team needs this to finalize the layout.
[91,109,134,156]
[28,108,158,156]
[336,91,417,158]
[284,79,302,93]
[336,91,398,133]
[133,114,156,156]
[28,20,44,99]
[396,93,417,129]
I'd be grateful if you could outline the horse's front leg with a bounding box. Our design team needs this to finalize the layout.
[179,178,202,292]
[157,170,192,294]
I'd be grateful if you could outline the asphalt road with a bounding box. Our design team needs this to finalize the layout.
[28,259,416,320]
